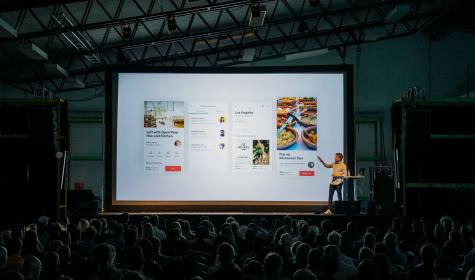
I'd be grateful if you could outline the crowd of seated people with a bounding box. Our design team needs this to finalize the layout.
[1,213,475,280]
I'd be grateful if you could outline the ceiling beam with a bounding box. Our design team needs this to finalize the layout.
[0,0,270,42]
[0,0,88,12]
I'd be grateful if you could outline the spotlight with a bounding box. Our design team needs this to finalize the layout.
[167,15,177,32]
[309,0,320,7]
[249,0,266,27]
[251,0,260,18]
[121,21,131,39]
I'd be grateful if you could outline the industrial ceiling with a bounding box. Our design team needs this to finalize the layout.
[0,0,470,92]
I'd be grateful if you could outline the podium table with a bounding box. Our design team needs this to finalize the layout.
[344,175,365,201]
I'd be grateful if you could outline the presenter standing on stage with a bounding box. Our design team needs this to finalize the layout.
[318,153,347,215]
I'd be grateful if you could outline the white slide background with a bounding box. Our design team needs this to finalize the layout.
[115,73,344,201]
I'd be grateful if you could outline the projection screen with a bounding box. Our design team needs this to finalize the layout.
[106,66,354,211]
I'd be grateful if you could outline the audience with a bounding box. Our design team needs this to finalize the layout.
[1,213,475,279]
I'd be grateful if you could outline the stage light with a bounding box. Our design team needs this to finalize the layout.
[19,42,48,60]
[309,0,320,7]
[167,15,177,32]
[0,17,18,38]
[45,63,68,77]
[249,1,266,27]
[121,22,131,39]
[242,48,256,62]
[251,0,260,18]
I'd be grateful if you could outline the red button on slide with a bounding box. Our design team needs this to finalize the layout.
[165,166,182,172]
[299,171,315,176]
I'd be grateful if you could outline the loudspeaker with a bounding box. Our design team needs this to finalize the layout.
[373,167,394,212]
[0,100,67,224]
[334,201,361,215]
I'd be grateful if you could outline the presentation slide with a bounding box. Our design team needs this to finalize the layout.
[114,71,345,202]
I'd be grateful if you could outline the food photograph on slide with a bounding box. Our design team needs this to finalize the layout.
[276,97,317,150]
[144,101,184,128]
[252,140,270,165]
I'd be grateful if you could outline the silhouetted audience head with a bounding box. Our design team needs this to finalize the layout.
[48,240,63,252]
[217,242,236,264]
[141,223,154,240]
[57,245,71,266]
[264,253,282,280]
[440,216,454,234]
[120,213,130,225]
[93,243,115,266]
[243,260,263,279]
[327,231,342,248]
[83,227,97,241]
[383,232,399,251]
[124,227,138,246]
[323,244,340,258]
[320,254,339,278]
[23,255,41,280]
[357,259,380,280]
[363,232,376,250]
[137,239,154,261]
[434,255,455,279]
[372,253,392,279]
[293,268,317,280]
[467,267,475,280]
[124,246,145,271]
[0,246,7,266]
[420,243,439,265]
[78,218,89,233]
[320,219,333,236]
[295,243,311,268]
[307,247,322,272]
[359,246,374,262]
[42,251,60,278]
[195,226,209,239]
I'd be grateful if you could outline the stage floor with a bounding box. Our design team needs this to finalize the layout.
[101,211,321,216]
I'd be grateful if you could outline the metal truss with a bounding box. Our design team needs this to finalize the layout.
[0,0,459,92]
[423,0,473,41]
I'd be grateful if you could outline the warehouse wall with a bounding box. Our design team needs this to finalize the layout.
[2,31,475,202]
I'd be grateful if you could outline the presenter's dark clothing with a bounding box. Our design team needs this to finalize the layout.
[320,159,347,209]
[329,183,343,206]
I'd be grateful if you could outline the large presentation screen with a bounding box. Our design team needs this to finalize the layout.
[109,67,350,206]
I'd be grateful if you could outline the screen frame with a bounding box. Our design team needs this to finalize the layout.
[105,65,354,212]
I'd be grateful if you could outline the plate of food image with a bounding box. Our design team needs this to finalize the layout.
[277,126,298,150]
[299,109,317,127]
[277,113,296,128]
[301,126,317,150]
